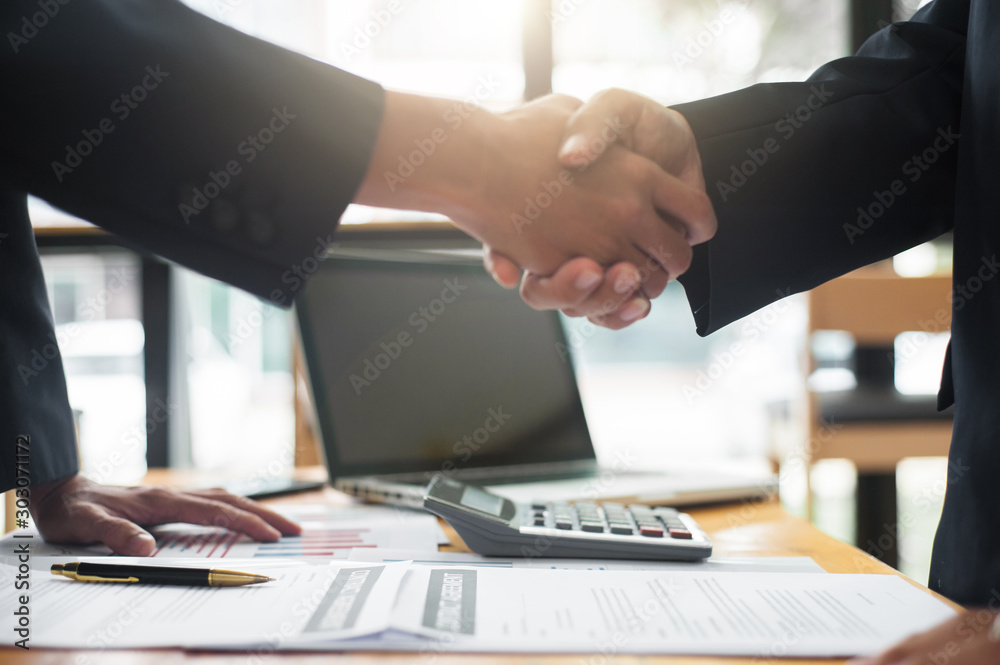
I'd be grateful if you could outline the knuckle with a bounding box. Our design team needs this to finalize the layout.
[519,281,547,311]
[673,243,694,276]
[144,485,173,501]
[694,193,717,236]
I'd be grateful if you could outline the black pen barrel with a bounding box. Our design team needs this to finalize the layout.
[75,562,210,585]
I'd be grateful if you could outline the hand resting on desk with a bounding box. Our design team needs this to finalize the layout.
[849,609,1000,665]
[29,473,301,556]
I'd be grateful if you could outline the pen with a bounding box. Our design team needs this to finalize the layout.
[51,562,274,587]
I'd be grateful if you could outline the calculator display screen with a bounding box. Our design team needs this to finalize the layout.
[460,486,506,517]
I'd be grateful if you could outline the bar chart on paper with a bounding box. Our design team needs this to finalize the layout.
[148,520,443,559]
[7,504,446,559]
[150,526,381,558]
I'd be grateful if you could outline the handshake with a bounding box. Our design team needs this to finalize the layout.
[357,88,718,329]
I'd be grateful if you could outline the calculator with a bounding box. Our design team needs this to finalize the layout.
[423,475,712,560]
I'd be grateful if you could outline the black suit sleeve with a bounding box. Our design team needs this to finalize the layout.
[0,0,386,492]
[673,0,967,335]
[0,192,79,493]
[1,0,385,306]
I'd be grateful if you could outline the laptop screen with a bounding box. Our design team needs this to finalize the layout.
[296,253,595,479]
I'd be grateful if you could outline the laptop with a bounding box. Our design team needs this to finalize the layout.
[295,245,776,509]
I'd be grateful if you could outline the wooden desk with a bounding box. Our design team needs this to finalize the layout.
[3,469,960,664]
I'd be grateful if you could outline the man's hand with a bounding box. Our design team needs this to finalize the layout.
[483,89,715,329]
[29,474,301,555]
[355,91,712,285]
[849,609,1000,665]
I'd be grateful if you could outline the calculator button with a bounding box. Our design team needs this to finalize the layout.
[580,522,605,533]
[533,516,546,526]
[555,520,573,530]
[610,524,634,535]
[668,528,693,539]
[639,526,665,537]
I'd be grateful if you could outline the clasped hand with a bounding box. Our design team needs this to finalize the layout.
[481,89,716,329]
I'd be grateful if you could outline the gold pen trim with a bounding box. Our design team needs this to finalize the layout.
[51,563,140,583]
[207,570,275,587]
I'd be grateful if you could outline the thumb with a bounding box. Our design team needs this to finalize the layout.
[558,88,641,167]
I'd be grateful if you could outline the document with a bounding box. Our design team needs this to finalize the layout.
[2,559,408,649]
[388,568,955,658]
[1,504,444,559]
[347,547,827,573]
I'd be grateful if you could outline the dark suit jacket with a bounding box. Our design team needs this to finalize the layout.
[0,2,383,489]
[675,0,998,605]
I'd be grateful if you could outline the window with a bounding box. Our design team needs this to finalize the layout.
[37,247,147,485]
[31,1,856,477]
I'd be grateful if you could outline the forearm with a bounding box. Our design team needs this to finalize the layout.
[1,0,384,306]
[675,0,966,335]
[354,91,497,236]
[0,194,79,494]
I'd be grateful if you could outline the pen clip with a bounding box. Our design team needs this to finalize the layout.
[75,574,140,583]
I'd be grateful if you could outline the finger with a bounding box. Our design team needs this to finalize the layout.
[561,262,642,318]
[635,245,671,301]
[558,89,644,167]
[140,491,283,542]
[587,295,651,331]
[80,504,158,556]
[649,167,718,246]
[629,201,695,283]
[483,246,521,289]
[518,257,606,311]
[189,488,302,536]
[536,93,583,113]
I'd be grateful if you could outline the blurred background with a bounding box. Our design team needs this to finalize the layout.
[29,0,948,583]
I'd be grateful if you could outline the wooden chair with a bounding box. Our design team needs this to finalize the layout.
[797,264,953,567]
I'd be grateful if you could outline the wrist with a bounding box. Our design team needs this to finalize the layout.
[28,473,82,516]
[429,106,507,239]
[355,91,505,236]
